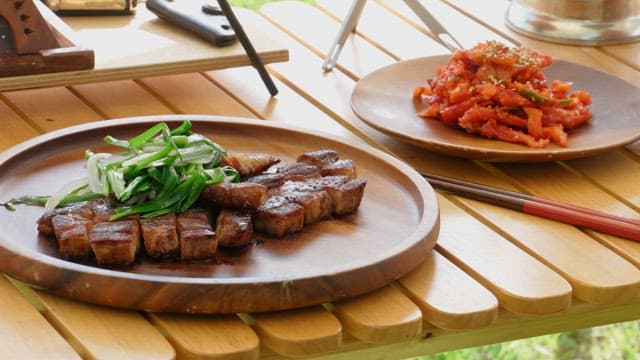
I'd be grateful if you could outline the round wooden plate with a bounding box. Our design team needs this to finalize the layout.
[352,55,640,162]
[0,115,439,314]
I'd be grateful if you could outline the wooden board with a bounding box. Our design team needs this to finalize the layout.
[0,6,288,91]
[0,115,439,314]
[0,0,93,77]
[351,55,640,162]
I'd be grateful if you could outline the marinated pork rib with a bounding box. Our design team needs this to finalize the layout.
[177,208,217,261]
[90,220,140,266]
[140,213,179,259]
[222,153,280,177]
[216,209,253,248]
[254,195,305,237]
[51,213,93,259]
[199,181,266,209]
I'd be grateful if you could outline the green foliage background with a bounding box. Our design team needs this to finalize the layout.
[228,1,640,359]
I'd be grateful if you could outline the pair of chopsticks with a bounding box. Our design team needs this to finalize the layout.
[420,171,640,242]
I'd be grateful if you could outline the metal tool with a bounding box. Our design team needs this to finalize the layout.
[322,0,462,71]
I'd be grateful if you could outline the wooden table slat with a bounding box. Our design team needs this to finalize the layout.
[149,313,259,360]
[0,276,81,360]
[436,194,573,315]
[139,73,257,118]
[332,285,423,344]
[251,307,342,357]
[36,291,175,360]
[70,79,174,119]
[398,251,499,330]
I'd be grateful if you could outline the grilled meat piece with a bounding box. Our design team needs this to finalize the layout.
[90,220,140,266]
[304,176,367,216]
[254,195,304,237]
[199,181,267,209]
[140,213,179,259]
[177,209,217,261]
[222,153,280,177]
[51,213,93,259]
[243,173,285,189]
[278,188,332,225]
[90,197,117,223]
[296,149,339,168]
[320,159,356,178]
[274,162,321,180]
[216,209,253,248]
[37,202,93,236]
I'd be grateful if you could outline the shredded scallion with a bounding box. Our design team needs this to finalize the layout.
[6,120,237,219]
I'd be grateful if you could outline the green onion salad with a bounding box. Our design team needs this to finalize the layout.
[41,120,239,220]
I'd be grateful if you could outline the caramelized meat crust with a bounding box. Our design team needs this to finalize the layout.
[52,214,93,259]
[222,153,280,177]
[37,202,92,237]
[274,162,321,179]
[90,220,140,266]
[254,195,304,237]
[177,209,217,261]
[296,149,339,168]
[140,213,179,259]
[320,159,356,178]
[199,181,266,209]
[216,209,254,248]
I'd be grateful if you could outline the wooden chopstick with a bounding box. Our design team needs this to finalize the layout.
[419,171,640,242]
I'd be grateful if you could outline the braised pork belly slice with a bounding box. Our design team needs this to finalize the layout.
[51,213,93,259]
[222,153,280,177]
[177,209,217,261]
[140,213,179,259]
[199,181,266,209]
[90,220,140,266]
[296,149,339,168]
[216,209,253,248]
[37,201,93,236]
[254,195,304,237]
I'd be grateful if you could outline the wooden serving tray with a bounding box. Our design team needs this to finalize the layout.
[0,115,439,314]
[0,6,288,91]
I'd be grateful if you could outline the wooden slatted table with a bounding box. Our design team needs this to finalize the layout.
[0,1,639,359]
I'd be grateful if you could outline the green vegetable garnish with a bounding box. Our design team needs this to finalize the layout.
[517,87,574,107]
[4,120,237,220]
